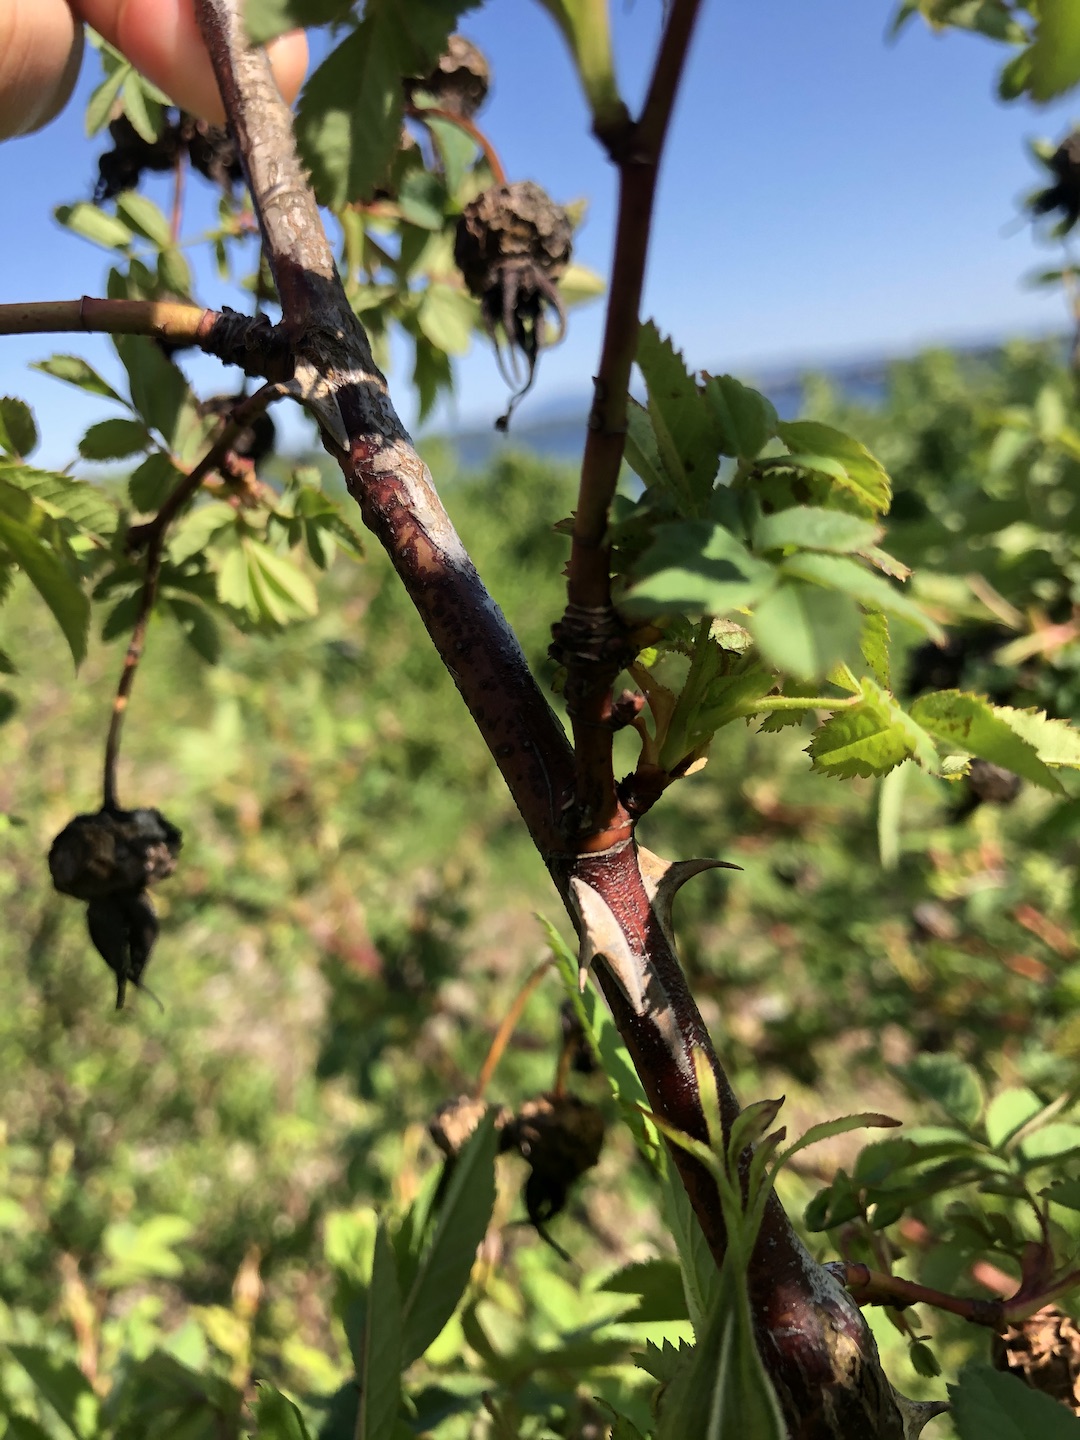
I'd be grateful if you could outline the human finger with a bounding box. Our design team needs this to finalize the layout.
[70,0,308,123]
[0,0,85,139]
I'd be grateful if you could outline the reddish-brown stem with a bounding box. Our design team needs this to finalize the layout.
[839,1262,1005,1327]
[474,958,552,1100]
[405,102,507,185]
[558,0,704,848]
[103,386,280,810]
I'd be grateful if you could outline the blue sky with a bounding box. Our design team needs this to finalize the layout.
[0,0,1076,464]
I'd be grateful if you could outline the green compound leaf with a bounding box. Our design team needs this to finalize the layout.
[909,690,1061,792]
[779,551,941,638]
[252,1383,313,1439]
[775,420,892,514]
[295,0,477,209]
[951,1365,1080,1439]
[748,579,862,682]
[1028,0,1080,102]
[416,283,477,355]
[0,501,89,666]
[400,1110,497,1366]
[0,397,39,458]
[78,418,151,462]
[808,679,939,778]
[245,0,355,44]
[703,373,778,460]
[55,202,134,251]
[753,505,880,555]
[357,1224,403,1440]
[32,354,126,405]
[623,520,775,619]
[993,705,1080,770]
[637,322,724,508]
[0,462,118,540]
[899,1053,985,1129]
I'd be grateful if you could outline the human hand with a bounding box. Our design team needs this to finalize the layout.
[0,0,307,139]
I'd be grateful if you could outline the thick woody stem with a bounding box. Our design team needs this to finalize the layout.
[193,3,907,1433]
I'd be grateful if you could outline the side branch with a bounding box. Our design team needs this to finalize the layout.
[558,0,704,847]
[105,384,283,811]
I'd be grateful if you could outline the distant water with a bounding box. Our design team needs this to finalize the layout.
[440,360,892,470]
[435,338,1036,470]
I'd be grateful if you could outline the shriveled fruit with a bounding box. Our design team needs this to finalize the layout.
[407,35,490,120]
[455,181,572,427]
[49,806,181,1009]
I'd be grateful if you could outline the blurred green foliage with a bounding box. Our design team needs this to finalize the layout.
[5,344,1080,1435]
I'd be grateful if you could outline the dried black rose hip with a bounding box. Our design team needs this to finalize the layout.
[87,891,161,1010]
[198,394,277,468]
[428,1095,513,1159]
[407,35,490,120]
[454,181,572,427]
[95,115,182,202]
[49,807,182,901]
[507,1092,605,1244]
[49,807,181,1009]
[1030,130,1080,235]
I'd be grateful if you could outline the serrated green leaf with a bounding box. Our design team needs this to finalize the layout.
[899,1054,984,1128]
[295,1,476,209]
[251,1384,312,1439]
[163,597,221,664]
[129,452,182,512]
[599,1259,689,1323]
[1028,0,1080,102]
[0,463,117,540]
[753,506,879,555]
[358,1224,403,1440]
[0,397,38,458]
[85,62,130,136]
[951,1364,1080,1439]
[780,551,939,637]
[400,1111,497,1366]
[993,705,1080,769]
[170,502,237,564]
[32,354,126,405]
[703,374,777,459]
[217,544,254,614]
[157,246,193,299]
[244,541,319,624]
[121,72,166,142]
[861,609,890,687]
[0,507,89,665]
[55,202,134,251]
[985,1089,1044,1150]
[749,579,862,682]
[623,520,775,619]
[398,169,449,231]
[910,690,1061,792]
[624,400,668,494]
[637,322,722,507]
[78,418,151,462]
[656,1264,785,1440]
[808,679,939,778]
[113,336,191,449]
[417,284,476,355]
[115,192,173,248]
[245,0,354,44]
[8,1346,97,1438]
[775,420,891,513]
